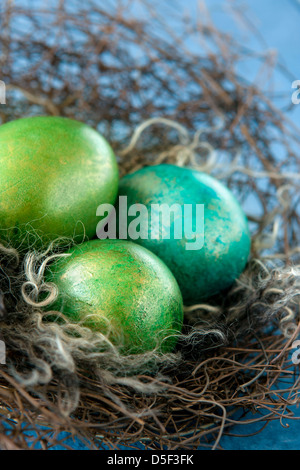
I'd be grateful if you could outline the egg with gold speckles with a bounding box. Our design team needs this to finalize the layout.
[45,239,184,355]
[118,164,251,305]
[0,116,118,248]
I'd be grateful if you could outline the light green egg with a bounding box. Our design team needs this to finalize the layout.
[0,116,119,248]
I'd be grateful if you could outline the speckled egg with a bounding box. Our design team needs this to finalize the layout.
[0,116,118,247]
[45,239,184,354]
[118,164,251,305]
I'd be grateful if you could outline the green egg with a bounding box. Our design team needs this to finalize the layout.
[118,164,251,305]
[45,239,184,354]
[0,116,118,247]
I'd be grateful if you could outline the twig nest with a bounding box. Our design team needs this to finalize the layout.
[118,164,251,304]
[0,116,119,247]
[44,239,184,354]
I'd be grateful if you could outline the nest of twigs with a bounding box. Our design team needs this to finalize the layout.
[0,0,300,450]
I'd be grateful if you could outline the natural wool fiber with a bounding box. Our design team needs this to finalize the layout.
[0,0,300,450]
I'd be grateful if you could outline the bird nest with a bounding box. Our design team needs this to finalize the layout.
[0,0,299,450]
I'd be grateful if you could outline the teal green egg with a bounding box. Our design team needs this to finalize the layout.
[45,239,184,354]
[118,164,251,305]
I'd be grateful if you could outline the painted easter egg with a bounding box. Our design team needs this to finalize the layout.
[0,116,118,248]
[45,239,184,354]
[117,164,251,305]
